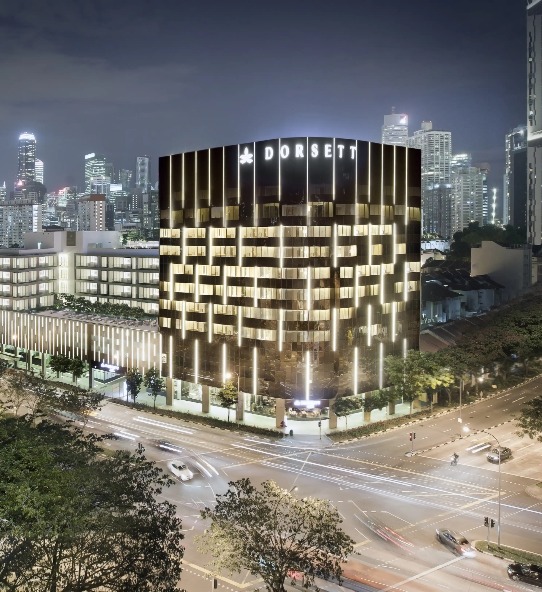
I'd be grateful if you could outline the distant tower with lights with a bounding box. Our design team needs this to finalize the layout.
[136,156,150,192]
[527,0,542,244]
[17,132,36,183]
[408,121,452,237]
[35,159,44,184]
[84,153,107,194]
[381,108,408,147]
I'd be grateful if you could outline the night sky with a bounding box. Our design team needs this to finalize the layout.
[0,0,525,194]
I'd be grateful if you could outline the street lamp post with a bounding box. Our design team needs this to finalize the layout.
[464,426,501,547]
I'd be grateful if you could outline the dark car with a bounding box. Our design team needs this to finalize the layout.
[435,529,476,557]
[487,446,512,463]
[507,563,542,586]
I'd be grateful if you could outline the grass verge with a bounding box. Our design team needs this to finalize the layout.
[475,541,542,565]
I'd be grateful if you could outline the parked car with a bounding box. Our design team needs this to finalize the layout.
[435,529,476,557]
[167,461,194,482]
[507,563,542,586]
[487,446,512,463]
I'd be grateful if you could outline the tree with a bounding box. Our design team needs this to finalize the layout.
[516,396,542,443]
[49,354,71,378]
[0,416,185,592]
[144,367,165,409]
[198,478,354,592]
[126,368,144,405]
[69,358,87,384]
[332,396,361,430]
[216,379,238,423]
[362,392,388,421]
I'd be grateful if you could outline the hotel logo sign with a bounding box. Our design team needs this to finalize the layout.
[239,139,357,164]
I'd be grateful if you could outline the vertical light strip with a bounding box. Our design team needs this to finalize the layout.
[237,308,242,347]
[208,226,213,266]
[208,305,213,343]
[354,265,359,308]
[392,301,396,342]
[195,263,199,303]
[333,223,338,268]
[380,143,384,225]
[306,266,311,310]
[353,346,358,396]
[403,337,408,358]
[379,342,384,389]
[279,224,284,268]
[278,138,281,202]
[368,142,371,203]
[367,304,372,346]
[169,155,173,228]
[306,137,310,221]
[404,148,408,225]
[305,351,310,401]
[253,347,257,396]
[169,335,173,379]
[332,137,336,200]
[253,267,258,307]
[222,147,226,222]
[238,229,242,267]
[195,151,198,228]
[393,145,396,205]
[237,145,240,205]
[404,262,408,302]
[181,300,186,339]
[182,227,186,265]
[181,153,185,208]
[194,339,199,384]
[253,141,256,227]
[278,308,283,352]
[169,264,173,302]
[222,342,227,385]
[222,271,227,305]
[332,307,337,351]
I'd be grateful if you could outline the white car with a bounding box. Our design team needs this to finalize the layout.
[167,461,194,482]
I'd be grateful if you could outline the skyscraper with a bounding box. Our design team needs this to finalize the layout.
[409,121,452,237]
[35,159,44,184]
[136,156,150,192]
[17,132,36,183]
[527,0,542,244]
[505,125,527,230]
[381,108,408,146]
[84,153,107,193]
[450,154,485,235]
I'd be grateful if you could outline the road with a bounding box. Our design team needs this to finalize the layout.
[84,375,542,591]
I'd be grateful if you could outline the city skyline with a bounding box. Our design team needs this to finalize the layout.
[0,1,524,192]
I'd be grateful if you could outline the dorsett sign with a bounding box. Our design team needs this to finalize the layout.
[239,141,357,165]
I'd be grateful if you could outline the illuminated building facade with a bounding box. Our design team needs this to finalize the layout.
[159,137,421,407]
[17,132,36,184]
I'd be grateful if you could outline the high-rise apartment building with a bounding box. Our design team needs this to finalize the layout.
[527,0,542,244]
[450,155,485,235]
[78,195,106,231]
[505,125,527,230]
[381,109,408,146]
[159,136,421,407]
[84,153,107,194]
[35,159,44,185]
[136,156,150,191]
[17,132,36,184]
[0,199,42,247]
[409,121,452,237]
[118,168,133,190]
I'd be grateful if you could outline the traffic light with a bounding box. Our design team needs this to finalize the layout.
[409,432,416,441]
[484,517,489,527]
[318,421,322,427]
[213,577,218,589]
[490,519,496,528]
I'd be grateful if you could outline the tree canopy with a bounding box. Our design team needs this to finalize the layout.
[0,417,185,592]
[516,396,542,443]
[144,367,165,409]
[198,478,354,592]
[216,379,238,422]
[126,368,144,405]
[448,222,527,261]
